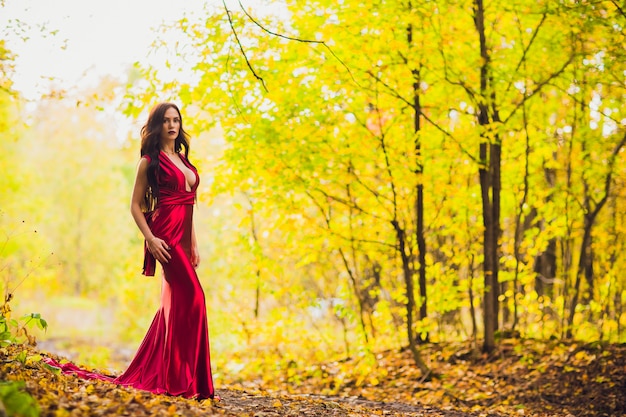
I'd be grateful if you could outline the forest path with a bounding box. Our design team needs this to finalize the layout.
[214,388,485,417]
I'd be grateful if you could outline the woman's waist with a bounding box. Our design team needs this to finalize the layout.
[146,204,193,223]
[157,190,196,206]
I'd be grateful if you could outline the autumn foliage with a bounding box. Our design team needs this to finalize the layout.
[1,0,625,415]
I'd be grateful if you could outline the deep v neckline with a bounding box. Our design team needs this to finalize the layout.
[161,151,197,191]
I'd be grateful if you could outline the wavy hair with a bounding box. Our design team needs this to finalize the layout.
[140,102,194,211]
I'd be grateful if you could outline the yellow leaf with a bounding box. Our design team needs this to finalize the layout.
[25,354,42,366]
[55,409,70,417]
[272,399,283,408]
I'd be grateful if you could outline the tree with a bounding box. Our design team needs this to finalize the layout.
[124,0,626,374]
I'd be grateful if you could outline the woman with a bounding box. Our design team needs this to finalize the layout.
[46,103,217,401]
[118,102,216,400]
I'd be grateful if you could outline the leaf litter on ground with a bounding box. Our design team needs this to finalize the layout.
[1,339,625,416]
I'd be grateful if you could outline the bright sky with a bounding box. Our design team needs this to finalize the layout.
[1,0,224,100]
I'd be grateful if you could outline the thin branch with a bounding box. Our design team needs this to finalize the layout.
[591,131,626,219]
[305,191,396,249]
[379,126,399,221]
[223,0,268,92]
[351,107,392,141]
[238,0,362,88]
[273,148,387,222]
[502,52,575,125]
[224,40,251,124]
[8,252,55,295]
[351,169,395,207]
[365,70,413,108]
[441,64,479,102]
[420,111,478,163]
[549,82,624,127]
[306,189,332,225]
[312,187,386,221]
[431,10,478,102]
[338,140,395,214]
[515,14,547,74]
[365,68,478,163]
[503,13,548,97]
[611,0,626,19]
[326,226,398,249]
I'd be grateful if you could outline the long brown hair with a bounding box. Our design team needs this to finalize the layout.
[140,102,194,211]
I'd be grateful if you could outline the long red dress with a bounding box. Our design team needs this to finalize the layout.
[45,151,216,400]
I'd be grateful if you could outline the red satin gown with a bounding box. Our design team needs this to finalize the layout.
[44,151,216,400]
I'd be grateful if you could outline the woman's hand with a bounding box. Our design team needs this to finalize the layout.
[148,237,171,264]
[191,245,200,268]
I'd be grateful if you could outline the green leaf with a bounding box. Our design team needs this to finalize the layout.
[0,380,40,417]
[35,318,47,331]
[16,350,27,364]
[42,362,62,375]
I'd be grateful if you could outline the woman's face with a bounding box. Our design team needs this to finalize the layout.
[160,107,181,145]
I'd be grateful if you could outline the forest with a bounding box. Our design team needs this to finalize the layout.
[1,0,625,416]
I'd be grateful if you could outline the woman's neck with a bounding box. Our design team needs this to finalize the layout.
[162,146,176,154]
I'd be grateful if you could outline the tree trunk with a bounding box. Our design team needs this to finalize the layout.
[566,214,593,339]
[509,100,534,331]
[406,5,428,341]
[534,165,557,299]
[411,65,428,341]
[474,0,501,353]
[566,132,626,338]
[392,220,430,376]
[247,196,262,319]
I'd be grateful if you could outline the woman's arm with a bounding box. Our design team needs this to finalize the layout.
[190,216,200,268]
[130,157,171,263]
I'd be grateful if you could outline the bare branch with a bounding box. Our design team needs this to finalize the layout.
[223,0,268,92]
[237,0,362,88]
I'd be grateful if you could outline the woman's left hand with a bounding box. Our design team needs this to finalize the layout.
[191,246,200,268]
